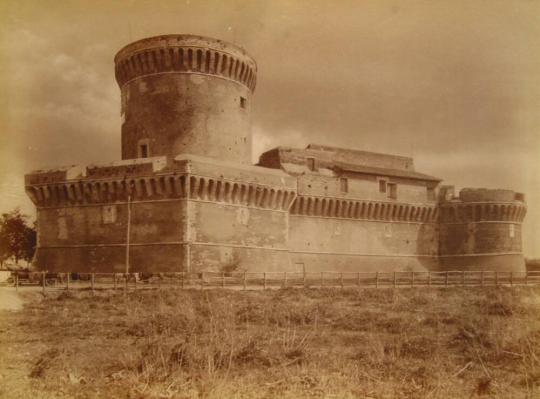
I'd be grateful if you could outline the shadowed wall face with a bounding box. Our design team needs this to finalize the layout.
[438,188,526,271]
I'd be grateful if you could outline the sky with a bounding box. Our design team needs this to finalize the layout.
[0,0,538,256]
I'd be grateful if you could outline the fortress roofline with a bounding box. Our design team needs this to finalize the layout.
[332,162,441,182]
[306,143,413,163]
[258,144,431,178]
[174,153,294,179]
[114,34,255,64]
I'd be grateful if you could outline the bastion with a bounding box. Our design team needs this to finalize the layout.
[25,34,527,273]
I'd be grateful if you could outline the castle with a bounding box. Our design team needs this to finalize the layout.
[25,35,527,274]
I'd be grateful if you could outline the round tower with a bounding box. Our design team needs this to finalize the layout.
[438,188,527,271]
[114,34,257,164]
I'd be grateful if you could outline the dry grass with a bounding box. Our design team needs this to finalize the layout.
[1,286,539,398]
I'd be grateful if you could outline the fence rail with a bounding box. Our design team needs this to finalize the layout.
[4,270,540,293]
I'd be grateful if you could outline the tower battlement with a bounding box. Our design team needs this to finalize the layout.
[114,34,257,91]
[438,187,526,223]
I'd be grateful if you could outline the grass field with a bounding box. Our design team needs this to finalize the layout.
[1,286,539,398]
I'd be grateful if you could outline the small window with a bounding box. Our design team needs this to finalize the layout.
[379,180,387,193]
[340,178,348,193]
[139,144,149,158]
[306,157,318,172]
[102,205,117,224]
[427,187,435,201]
[240,97,247,108]
[388,183,397,199]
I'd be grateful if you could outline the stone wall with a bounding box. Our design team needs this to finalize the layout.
[26,155,296,273]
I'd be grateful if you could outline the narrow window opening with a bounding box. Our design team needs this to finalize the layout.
[388,183,397,199]
[379,180,387,193]
[240,96,247,108]
[427,187,435,201]
[139,143,149,158]
[340,178,348,193]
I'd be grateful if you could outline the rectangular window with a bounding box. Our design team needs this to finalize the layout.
[379,180,387,193]
[340,178,348,193]
[139,144,149,158]
[102,205,117,224]
[306,157,318,172]
[240,96,247,108]
[388,183,397,199]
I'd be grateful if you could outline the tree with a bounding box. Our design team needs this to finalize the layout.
[0,209,36,267]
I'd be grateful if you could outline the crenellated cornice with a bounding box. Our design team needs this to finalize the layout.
[25,173,296,211]
[114,34,257,91]
[438,202,526,223]
[290,195,438,223]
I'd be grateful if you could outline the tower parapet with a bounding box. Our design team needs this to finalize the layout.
[439,188,526,224]
[438,188,526,271]
[114,34,257,91]
[115,34,257,164]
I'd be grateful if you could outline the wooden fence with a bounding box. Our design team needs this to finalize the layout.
[6,270,540,293]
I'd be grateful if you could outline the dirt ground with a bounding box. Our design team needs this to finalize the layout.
[0,286,539,398]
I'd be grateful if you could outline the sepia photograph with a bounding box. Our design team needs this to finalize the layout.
[0,1,539,398]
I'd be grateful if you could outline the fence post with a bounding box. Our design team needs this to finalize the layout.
[15,271,18,292]
[124,274,128,297]
[376,272,379,288]
[411,271,414,287]
[445,271,448,287]
[393,272,397,288]
[525,272,528,286]
[340,273,344,289]
[221,272,225,288]
[428,271,431,287]
[303,271,307,288]
[243,271,247,291]
[181,272,185,289]
[462,271,465,286]
[357,272,361,288]
[284,272,287,288]
[91,273,95,295]
[481,271,484,286]
[263,272,267,290]
[42,272,46,293]
[510,272,513,287]
[495,271,499,286]
[134,274,137,291]
[158,274,161,291]
[320,272,324,287]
